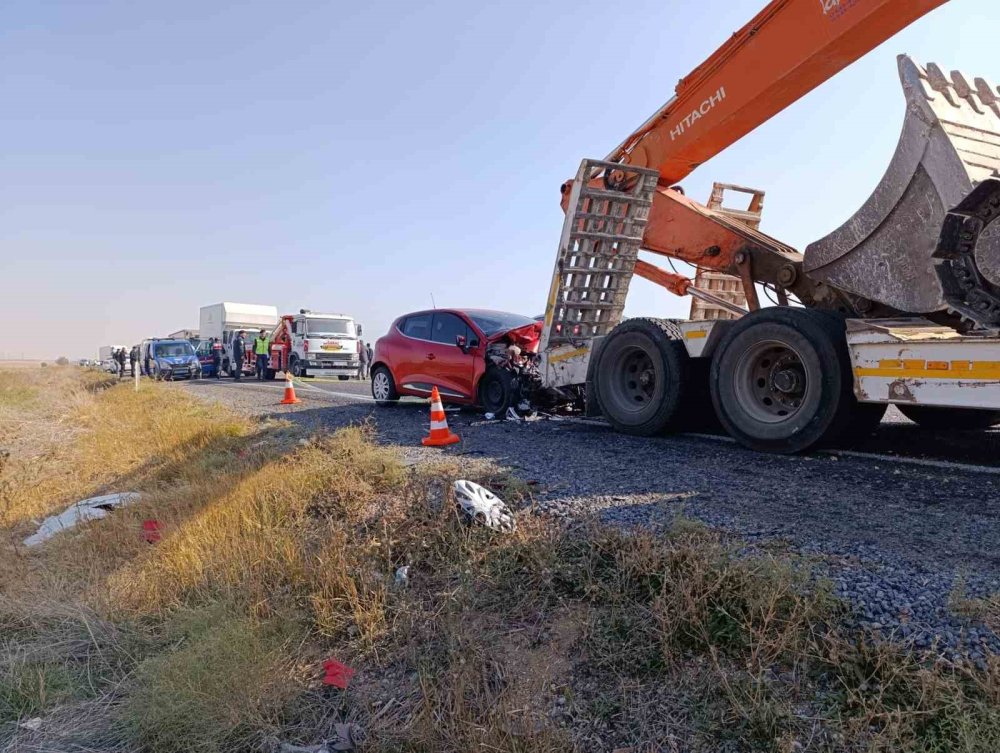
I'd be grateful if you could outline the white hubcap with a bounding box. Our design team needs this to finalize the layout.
[373,372,390,400]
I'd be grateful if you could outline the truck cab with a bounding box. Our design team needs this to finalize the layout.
[269,310,361,380]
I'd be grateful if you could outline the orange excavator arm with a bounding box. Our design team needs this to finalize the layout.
[610,0,947,185]
[567,0,949,313]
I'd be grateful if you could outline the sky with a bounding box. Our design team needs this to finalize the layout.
[2,0,998,360]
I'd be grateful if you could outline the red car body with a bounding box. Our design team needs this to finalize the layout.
[371,308,541,404]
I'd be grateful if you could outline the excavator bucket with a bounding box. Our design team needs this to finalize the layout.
[804,55,1000,326]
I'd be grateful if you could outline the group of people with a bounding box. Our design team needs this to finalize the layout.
[111,346,139,378]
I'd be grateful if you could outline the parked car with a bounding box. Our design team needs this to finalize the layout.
[140,338,201,381]
[370,308,542,413]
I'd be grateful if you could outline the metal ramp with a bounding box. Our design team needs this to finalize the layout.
[539,159,660,390]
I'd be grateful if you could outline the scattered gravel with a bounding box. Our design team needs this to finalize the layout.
[182,378,1000,659]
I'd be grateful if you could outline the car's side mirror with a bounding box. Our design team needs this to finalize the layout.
[455,334,468,352]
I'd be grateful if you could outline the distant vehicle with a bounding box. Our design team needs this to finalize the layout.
[371,308,541,412]
[98,345,125,363]
[139,339,200,381]
[199,302,279,376]
[267,310,361,380]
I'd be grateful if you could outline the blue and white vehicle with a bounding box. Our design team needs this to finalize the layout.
[140,338,201,381]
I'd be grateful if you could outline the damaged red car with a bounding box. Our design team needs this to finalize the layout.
[370,308,542,413]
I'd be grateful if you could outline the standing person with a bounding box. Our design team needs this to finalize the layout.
[232,331,247,382]
[211,337,223,379]
[115,348,126,378]
[253,329,270,381]
[129,345,139,377]
[358,337,370,380]
[366,342,373,367]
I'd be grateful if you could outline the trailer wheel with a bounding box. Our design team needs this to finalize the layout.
[898,405,1000,431]
[592,317,691,436]
[710,308,859,453]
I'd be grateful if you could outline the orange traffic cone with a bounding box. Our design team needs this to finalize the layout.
[422,386,460,446]
[280,371,301,405]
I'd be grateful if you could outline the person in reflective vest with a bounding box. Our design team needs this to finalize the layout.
[254,329,270,381]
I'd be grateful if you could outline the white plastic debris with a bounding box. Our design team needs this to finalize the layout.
[505,406,521,421]
[19,718,42,731]
[453,480,516,532]
[484,412,496,420]
[22,492,141,547]
[394,565,410,588]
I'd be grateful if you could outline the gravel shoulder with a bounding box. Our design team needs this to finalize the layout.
[181,377,1000,660]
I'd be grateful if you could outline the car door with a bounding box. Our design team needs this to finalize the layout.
[393,312,434,392]
[427,312,478,400]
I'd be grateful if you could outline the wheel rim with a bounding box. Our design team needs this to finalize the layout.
[607,345,658,413]
[733,340,808,424]
[372,371,390,400]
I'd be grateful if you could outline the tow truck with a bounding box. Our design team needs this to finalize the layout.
[267,310,361,380]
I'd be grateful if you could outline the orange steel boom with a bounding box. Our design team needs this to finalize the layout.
[609,0,947,185]
[566,0,949,314]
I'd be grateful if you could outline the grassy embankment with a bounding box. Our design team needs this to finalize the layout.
[1,366,998,752]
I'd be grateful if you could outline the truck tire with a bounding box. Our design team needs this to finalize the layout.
[290,356,306,378]
[898,405,1000,431]
[371,366,399,406]
[710,308,861,454]
[592,317,692,436]
[338,375,350,381]
[479,367,514,414]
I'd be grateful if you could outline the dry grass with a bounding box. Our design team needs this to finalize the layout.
[1,367,999,753]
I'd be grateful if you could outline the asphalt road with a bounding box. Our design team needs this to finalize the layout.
[182,374,1000,658]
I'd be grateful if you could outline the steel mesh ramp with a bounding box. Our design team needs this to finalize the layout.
[540,159,660,389]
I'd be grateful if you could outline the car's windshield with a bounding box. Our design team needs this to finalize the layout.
[153,342,195,358]
[306,318,354,337]
[465,310,535,337]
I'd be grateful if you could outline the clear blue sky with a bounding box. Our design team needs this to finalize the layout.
[2,0,997,360]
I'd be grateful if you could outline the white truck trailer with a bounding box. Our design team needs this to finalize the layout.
[199,303,279,376]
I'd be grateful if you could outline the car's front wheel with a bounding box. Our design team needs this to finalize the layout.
[479,368,514,415]
[371,366,399,406]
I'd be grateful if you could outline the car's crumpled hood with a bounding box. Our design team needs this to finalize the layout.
[487,322,542,353]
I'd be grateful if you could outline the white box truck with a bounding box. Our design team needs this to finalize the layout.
[98,345,125,373]
[199,303,279,376]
